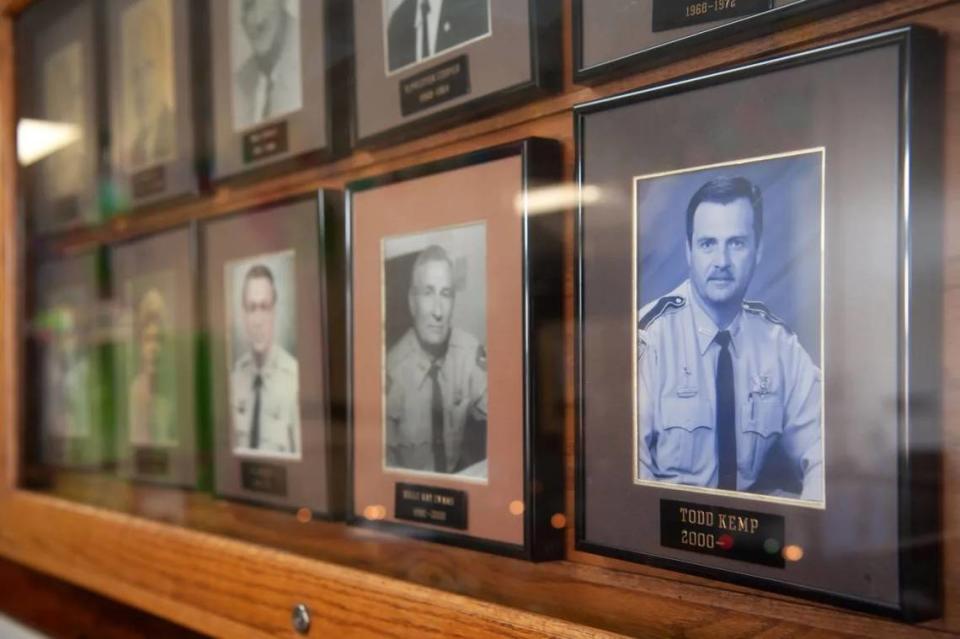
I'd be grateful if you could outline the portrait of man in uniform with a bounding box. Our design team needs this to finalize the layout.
[383,223,488,479]
[384,0,491,74]
[120,0,177,171]
[127,280,178,446]
[230,0,303,131]
[635,151,825,504]
[225,251,301,458]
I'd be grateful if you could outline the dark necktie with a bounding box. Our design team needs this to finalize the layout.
[428,361,446,472]
[715,331,737,490]
[261,75,274,121]
[420,0,431,58]
[250,373,263,450]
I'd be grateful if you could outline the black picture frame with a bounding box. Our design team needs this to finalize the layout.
[200,190,347,519]
[16,0,106,235]
[207,0,351,184]
[107,223,206,489]
[350,0,562,149]
[345,138,565,560]
[574,26,943,620]
[572,0,873,85]
[105,0,209,213]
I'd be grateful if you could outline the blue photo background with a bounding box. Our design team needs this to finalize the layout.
[636,150,822,366]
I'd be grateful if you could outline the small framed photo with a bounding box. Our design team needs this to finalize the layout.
[109,226,201,487]
[575,27,944,619]
[351,0,561,147]
[573,0,869,84]
[347,139,564,559]
[208,0,347,181]
[202,193,346,516]
[27,251,112,472]
[106,0,206,210]
[16,0,102,234]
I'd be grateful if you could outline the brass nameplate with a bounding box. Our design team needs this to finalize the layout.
[652,0,772,32]
[400,55,471,116]
[242,120,289,164]
[240,460,288,496]
[660,499,785,568]
[395,482,467,530]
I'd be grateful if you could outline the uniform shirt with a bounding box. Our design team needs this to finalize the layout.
[230,344,301,456]
[385,327,487,473]
[638,280,823,501]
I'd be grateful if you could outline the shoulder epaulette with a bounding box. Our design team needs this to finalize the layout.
[638,295,685,330]
[742,301,793,334]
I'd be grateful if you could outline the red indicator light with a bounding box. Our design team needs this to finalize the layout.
[717,534,734,550]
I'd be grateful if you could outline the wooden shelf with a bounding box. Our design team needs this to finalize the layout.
[1,0,959,637]
[16,471,957,638]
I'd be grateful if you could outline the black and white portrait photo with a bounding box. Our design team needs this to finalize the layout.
[384,0,491,75]
[120,0,177,171]
[382,222,488,480]
[126,273,178,446]
[230,0,303,131]
[634,150,825,505]
[42,41,87,200]
[224,250,301,459]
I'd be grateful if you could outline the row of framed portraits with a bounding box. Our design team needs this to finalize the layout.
[15,0,873,234]
[25,26,944,622]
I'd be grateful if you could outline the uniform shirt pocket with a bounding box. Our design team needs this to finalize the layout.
[742,395,784,477]
[743,395,784,437]
[658,396,713,475]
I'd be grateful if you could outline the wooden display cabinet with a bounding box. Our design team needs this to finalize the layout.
[1,1,959,637]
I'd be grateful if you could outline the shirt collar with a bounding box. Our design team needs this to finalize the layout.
[254,345,277,374]
[410,334,448,388]
[685,280,742,357]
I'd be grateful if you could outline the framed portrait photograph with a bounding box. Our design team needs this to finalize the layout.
[27,251,112,473]
[16,0,102,234]
[109,226,202,487]
[347,139,565,559]
[202,192,346,516]
[573,0,870,84]
[575,27,944,619]
[208,0,347,181]
[351,0,561,147]
[106,0,206,210]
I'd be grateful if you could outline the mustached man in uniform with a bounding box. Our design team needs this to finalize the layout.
[386,245,487,474]
[231,263,301,457]
[638,177,823,501]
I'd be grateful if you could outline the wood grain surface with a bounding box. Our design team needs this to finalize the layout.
[0,0,959,638]
[0,555,207,638]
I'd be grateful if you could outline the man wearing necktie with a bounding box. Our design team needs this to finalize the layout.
[637,177,823,501]
[230,263,301,457]
[233,0,303,131]
[385,245,488,474]
[386,0,491,73]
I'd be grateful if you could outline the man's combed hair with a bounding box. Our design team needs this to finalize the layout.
[243,263,277,303]
[685,176,764,245]
[409,245,453,292]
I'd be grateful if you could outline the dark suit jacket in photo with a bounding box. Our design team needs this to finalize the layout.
[387,0,490,72]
